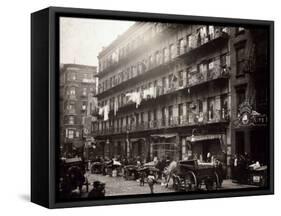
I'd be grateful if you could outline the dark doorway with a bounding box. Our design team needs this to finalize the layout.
[236,131,245,155]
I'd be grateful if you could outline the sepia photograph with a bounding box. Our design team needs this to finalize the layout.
[58,16,270,201]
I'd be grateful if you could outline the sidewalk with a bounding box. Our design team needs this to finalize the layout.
[220,179,258,190]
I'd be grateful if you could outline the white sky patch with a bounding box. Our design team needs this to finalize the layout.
[60,17,135,67]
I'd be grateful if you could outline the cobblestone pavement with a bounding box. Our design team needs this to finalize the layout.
[81,173,257,197]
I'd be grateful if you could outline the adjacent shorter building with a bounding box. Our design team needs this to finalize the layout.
[60,64,98,158]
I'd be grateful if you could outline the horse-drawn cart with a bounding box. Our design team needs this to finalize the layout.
[172,159,222,192]
[59,157,89,199]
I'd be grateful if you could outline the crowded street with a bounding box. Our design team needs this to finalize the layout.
[78,172,258,198]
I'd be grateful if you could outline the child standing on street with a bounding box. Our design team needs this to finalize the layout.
[147,171,157,194]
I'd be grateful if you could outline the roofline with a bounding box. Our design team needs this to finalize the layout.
[97,22,145,58]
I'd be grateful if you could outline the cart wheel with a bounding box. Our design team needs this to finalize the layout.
[184,171,197,192]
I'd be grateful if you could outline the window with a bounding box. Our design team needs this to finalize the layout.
[220,53,227,68]
[186,35,192,49]
[120,117,123,130]
[140,112,144,124]
[82,102,87,111]
[70,87,76,96]
[198,62,207,81]
[221,94,228,120]
[236,44,246,76]
[168,105,173,125]
[178,103,183,124]
[153,109,157,121]
[83,73,88,80]
[162,76,167,94]
[208,25,215,40]
[148,110,152,124]
[76,131,79,138]
[198,100,204,123]
[186,102,191,123]
[207,97,215,121]
[135,113,139,126]
[179,38,186,55]
[168,74,173,89]
[198,100,203,113]
[149,55,154,67]
[69,116,75,125]
[67,129,74,139]
[178,70,184,87]
[155,51,161,65]
[132,66,137,77]
[186,68,190,85]
[67,104,74,110]
[71,73,76,81]
[82,87,87,96]
[162,107,166,126]
[169,44,176,59]
[163,48,169,63]
[236,86,246,113]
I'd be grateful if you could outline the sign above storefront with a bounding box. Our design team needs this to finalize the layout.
[233,101,267,128]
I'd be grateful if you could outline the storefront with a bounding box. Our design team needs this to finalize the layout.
[150,134,180,161]
[130,137,147,159]
[186,134,226,162]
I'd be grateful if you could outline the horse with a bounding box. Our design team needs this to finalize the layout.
[163,161,178,188]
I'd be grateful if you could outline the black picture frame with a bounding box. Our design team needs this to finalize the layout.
[31,6,274,208]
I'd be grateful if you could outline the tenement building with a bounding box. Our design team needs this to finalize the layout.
[93,22,268,174]
[60,64,98,158]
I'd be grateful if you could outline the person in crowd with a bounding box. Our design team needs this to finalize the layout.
[206,152,212,163]
[147,171,157,194]
[88,181,105,198]
[139,170,146,186]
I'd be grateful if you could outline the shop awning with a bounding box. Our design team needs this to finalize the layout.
[151,133,177,139]
[186,134,222,142]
